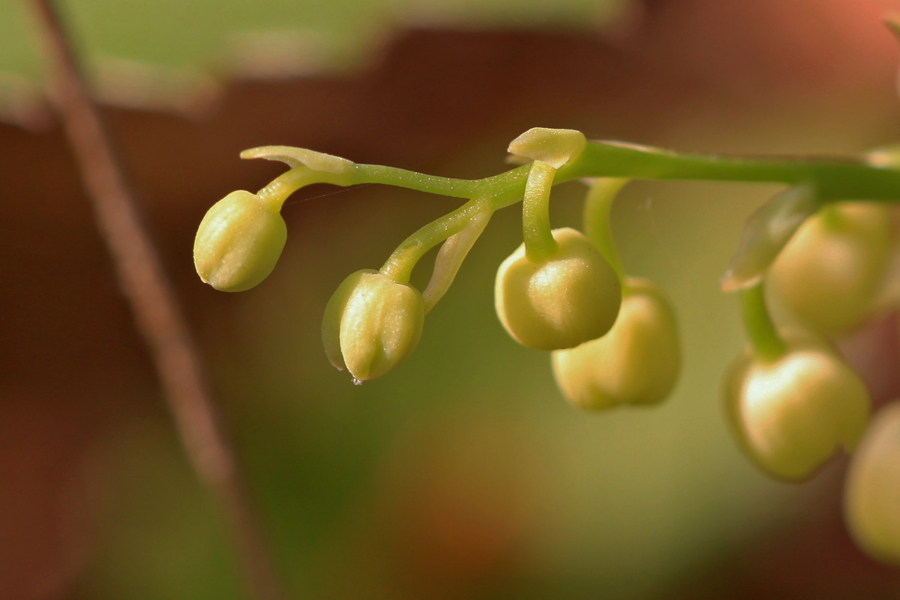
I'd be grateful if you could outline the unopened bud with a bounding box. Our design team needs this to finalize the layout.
[724,335,869,480]
[768,202,893,333]
[844,402,900,565]
[551,278,680,409]
[322,270,425,382]
[495,227,621,351]
[193,190,287,292]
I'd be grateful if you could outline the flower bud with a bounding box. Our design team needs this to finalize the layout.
[724,335,870,480]
[193,190,287,292]
[322,270,425,382]
[844,402,900,565]
[495,228,621,351]
[768,202,894,333]
[551,278,680,410]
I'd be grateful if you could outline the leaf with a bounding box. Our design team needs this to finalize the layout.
[720,184,820,293]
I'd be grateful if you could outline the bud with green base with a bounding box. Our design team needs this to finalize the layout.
[552,277,680,410]
[193,147,354,293]
[767,202,894,334]
[724,288,870,481]
[322,270,425,383]
[495,130,621,351]
[495,227,621,350]
[844,402,900,566]
[193,190,287,292]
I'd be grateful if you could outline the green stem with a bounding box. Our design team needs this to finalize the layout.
[422,208,492,313]
[256,166,344,210]
[560,141,900,201]
[740,282,787,362]
[379,198,491,284]
[583,177,629,283]
[819,204,844,230]
[522,161,559,262]
[265,141,900,213]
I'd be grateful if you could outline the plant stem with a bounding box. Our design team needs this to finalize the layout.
[582,178,629,283]
[422,207,492,312]
[379,198,489,283]
[562,141,900,201]
[312,140,900,214]
[740,282,787,362]
[27,2,289,599]
[522,161,559,262]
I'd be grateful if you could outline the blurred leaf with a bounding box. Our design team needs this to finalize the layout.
[0,0,630,80]
[721,184,820,293]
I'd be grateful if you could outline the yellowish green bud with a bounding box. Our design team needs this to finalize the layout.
[494,227,621,351]
[193,190,287,292]
[551,278,680,410]
[322,270,425,382]
[844,402,900,566]
[768,202,894,333]
[724,335,870,480]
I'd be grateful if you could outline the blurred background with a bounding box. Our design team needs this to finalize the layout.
[3,0,900,598]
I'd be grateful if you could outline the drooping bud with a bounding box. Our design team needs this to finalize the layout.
[193,190,287,292]
[844,402,900,565]
[494,227,621,351]
[551,278,680,410]
[322,270,425,382]
[724,335,870,480]
[721,185,819,293]
[767,202,894,333]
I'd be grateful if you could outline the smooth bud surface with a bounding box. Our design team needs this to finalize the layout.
[495,228,621,351]
[768,202,893,333]
[551,278,680,410]
[844,402,900,565]
[724,336,869,480]
[322,270,425,382]
[194,191,287,292]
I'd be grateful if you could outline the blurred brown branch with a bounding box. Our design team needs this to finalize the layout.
[25,1,290,598]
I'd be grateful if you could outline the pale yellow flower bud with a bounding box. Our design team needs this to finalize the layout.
[768,202,893,333]
[724,335,870,480]
[844,402,900,565]
[322,270,425,382]
[193,191,287,292]
[551,278,680,410]
[494,228,621,351]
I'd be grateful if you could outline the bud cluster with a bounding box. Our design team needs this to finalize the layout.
[192,127,900,565]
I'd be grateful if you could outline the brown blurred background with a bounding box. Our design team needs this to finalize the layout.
[3,0,900,598]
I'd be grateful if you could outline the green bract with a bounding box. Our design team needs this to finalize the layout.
[768,202,894,333]
[724,335,870,480]
[193,190,287,292]
[322,270,425,382]
[844,402,900,566]
[494,227,621,351]
[507,127,587,169]
[551,278,680,410]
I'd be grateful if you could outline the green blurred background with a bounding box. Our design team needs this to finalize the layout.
[3,0,900,598]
